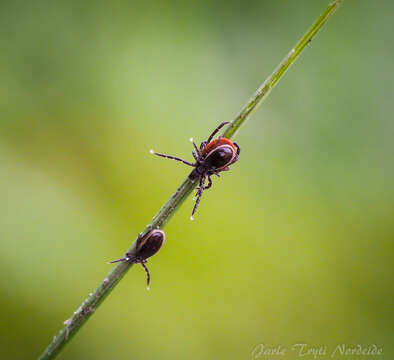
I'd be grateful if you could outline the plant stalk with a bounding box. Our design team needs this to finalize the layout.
[38,1,343,358]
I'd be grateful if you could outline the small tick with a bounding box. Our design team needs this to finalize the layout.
[151,121,240,218]
[108,227,165,289]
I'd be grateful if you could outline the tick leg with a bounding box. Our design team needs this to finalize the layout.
[227,142,241,166]
[200,140,208,154]
[150,150,195,167]
[140,260,151,289]
[107,254,131,264]
[107,257,125,264]
[234,142,241,156]
[204,175,212,190]
[190,138,201,157]
[206,121,231,143]
[191,175,206,219]
[192,150,198,161]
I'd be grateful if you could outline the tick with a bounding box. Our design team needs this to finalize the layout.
[108,227,165,289]
[150,121,240,219]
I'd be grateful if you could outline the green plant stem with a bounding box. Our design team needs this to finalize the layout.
[223,0,343,139]
[38,1,343,359]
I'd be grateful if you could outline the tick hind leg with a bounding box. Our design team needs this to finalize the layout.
[234,142,241,156]
[150,150,195,167]
[200,121,231,153]
[206,121,231,144]
[227,142,241,166]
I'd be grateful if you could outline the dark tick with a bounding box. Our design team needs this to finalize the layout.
[108,227,165,289]
[150,121,240,219]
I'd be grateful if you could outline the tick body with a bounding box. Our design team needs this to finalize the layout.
[151,121,240,219]
[108,228,165,289]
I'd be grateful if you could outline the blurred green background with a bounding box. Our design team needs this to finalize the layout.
[1,0,393,359]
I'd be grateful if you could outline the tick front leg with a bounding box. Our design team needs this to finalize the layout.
[107,253,132,264]
[150,150,195,167]
[191,175,206,220]
[200,140,208,154]
[190,138,201,158]
[192,150,199,161]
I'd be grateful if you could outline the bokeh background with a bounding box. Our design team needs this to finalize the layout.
[1,0,393,359]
